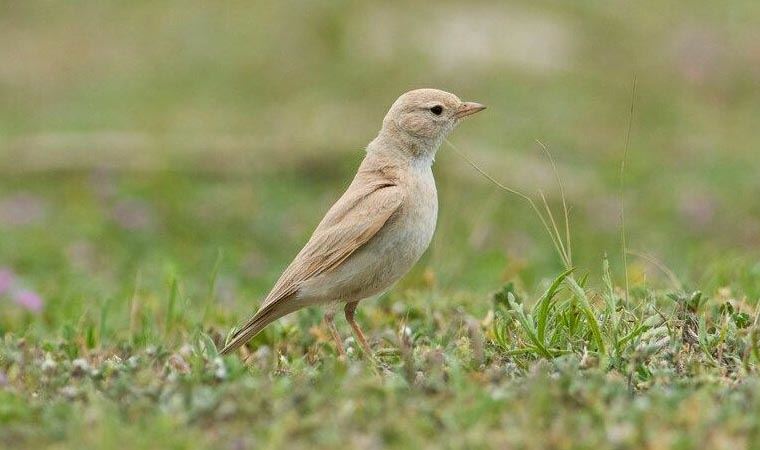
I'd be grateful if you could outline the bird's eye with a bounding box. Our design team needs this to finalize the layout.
[430,105,443,115]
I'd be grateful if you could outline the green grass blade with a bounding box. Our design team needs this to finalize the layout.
[535,268,574,343]
[565,277,606,354]
[508,293,552,358]
[165,277,178,337]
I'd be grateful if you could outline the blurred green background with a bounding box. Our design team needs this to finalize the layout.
[1,0,760,322]
[3,2,760,449]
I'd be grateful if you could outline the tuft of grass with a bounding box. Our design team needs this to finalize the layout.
[491,260,760,380]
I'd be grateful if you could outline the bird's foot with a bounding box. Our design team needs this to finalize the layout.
[323,310,346,359]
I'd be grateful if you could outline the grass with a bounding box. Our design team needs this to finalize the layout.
[3,254,760,449]
[3,1,760,449]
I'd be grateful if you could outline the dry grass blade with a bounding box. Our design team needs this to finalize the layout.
[536,139,572,266]
[620,76,638,303]
[539,190,570,269]
[444,139,571,270]
[627,249,683,290]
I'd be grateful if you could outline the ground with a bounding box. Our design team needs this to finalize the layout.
[1,2,760,449]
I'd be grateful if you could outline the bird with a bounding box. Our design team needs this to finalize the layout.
[220,88,485,357]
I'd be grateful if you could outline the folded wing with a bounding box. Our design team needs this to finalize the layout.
[220,175,403,354]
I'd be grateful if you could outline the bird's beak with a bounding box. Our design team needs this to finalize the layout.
[455,102,486,119]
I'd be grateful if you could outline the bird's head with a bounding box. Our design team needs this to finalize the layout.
[379,88,485,160]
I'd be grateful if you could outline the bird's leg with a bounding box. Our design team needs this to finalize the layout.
[323,308,345,357]
[344,301,373,357]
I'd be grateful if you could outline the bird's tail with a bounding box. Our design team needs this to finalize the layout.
[219,299,297,355]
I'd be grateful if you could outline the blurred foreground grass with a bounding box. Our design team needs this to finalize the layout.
[2,1,760,449]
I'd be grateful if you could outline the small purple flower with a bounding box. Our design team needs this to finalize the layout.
[111,199,155,231]
[13,289,43,313]
[0,370,7,386]
[0,193,48,227]
[0,268,14,295]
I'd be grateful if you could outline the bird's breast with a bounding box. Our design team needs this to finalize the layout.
[298,166,438,303]
[369,166,438,280]
[401,167,438,253]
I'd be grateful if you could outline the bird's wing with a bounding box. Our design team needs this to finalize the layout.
[259,178,403,310]
[221,178,402,353]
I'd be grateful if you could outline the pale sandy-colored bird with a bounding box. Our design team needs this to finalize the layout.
[220,88,485,356]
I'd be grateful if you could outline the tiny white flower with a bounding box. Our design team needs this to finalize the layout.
[213,357,227,380]
[71,358,90,375]
[41,355,57,373]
